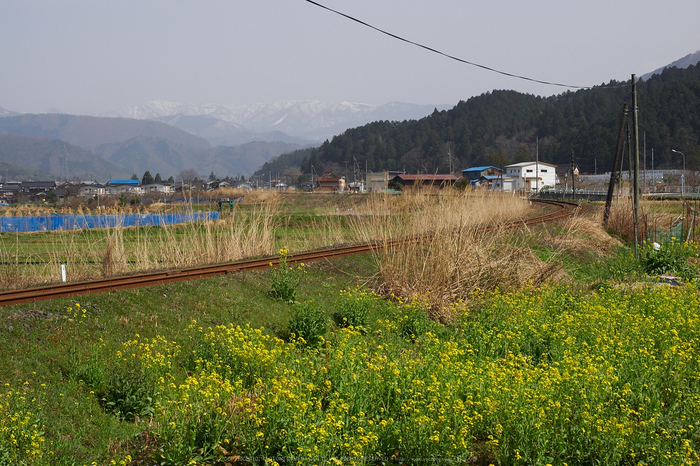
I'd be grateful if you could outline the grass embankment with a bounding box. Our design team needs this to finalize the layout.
[2,192,700,465]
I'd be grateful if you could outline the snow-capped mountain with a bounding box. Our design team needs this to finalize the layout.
[105,100,451,142]
[0,106,21,117]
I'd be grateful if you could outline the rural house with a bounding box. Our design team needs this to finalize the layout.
[502,162,557,193]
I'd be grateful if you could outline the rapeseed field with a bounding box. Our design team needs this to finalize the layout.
[4,283,697,465]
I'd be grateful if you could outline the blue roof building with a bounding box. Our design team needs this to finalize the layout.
[461,166,502,182]
[107,179,141,186]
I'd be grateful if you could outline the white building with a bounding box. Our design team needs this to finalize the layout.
[502,162,557,193]
[142,183,174,194]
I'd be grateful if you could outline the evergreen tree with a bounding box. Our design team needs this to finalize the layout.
[154,173,163,183]
[141,171,154,185]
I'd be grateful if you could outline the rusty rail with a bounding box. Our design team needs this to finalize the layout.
[0,199,577,306]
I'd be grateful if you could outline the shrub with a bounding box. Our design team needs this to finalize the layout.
[287,301,328,346]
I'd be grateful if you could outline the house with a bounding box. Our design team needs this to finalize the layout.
[204,180,232,191]
[79,184,106,197]
[142,183,174,194]
[390,174,458,190]
[462,166,503,184]
[316,173,346,192]
[366,170,404,192]
[0,183,20,202]
[20,181,57,195]
[104,179,144,196]
[502,162,557,193]
[54,181,83,201]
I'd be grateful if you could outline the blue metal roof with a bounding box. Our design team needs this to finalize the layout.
[108,179,140,186]
[462,166,501,173]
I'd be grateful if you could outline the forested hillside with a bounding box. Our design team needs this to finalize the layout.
[265,65,700,178]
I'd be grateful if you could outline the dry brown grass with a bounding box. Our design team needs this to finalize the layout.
[604,197,680,243]
[548,214,623,256]
[0,199,281,289]
[200,187,279,205]
[345,191,560,321]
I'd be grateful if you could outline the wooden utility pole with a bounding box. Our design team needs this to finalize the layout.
[603,104,629,226]
[632,74,641,258]
[571,150,576,200]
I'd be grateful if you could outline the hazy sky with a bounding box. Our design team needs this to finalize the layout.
[2,0,699,115]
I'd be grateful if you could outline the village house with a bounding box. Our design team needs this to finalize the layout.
[501,162,557,193]
[142,183,175,194]
[104,179,144,196]
[78,183,106,197]
[462,166,503,184]
[0,183,20,202]
[316,172,346,192]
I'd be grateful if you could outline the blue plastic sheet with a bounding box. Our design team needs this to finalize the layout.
[0,212,220,233]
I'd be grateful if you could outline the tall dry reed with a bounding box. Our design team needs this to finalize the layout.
[347,191,560,321]
[0,200,281,288]
[604,197,681,243]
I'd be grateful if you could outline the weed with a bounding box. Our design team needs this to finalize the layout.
[287,301,328,346]
[268,246,306,303]
[101,364,157,422]
[332,287,376,329]
[640,238,699,279]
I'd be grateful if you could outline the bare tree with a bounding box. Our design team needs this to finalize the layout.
[177,168,200,183]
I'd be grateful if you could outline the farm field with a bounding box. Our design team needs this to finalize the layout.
[1,192,699,465]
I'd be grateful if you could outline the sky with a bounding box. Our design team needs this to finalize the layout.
[2,0,699,115]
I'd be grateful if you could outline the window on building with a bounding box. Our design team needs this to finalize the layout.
[541,169,548,173]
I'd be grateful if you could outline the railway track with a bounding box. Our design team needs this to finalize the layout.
[0,199,578,306]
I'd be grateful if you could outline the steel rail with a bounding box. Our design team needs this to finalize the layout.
[0,199,577,306]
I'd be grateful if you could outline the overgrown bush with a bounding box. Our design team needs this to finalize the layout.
[287,301,328,346]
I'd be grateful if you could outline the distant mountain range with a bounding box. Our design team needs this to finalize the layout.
[0,114,309,181]
[0,100,448,181]
[1,50,698,183]
[104,100,452,143]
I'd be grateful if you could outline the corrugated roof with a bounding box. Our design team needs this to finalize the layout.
[462,166,501,172]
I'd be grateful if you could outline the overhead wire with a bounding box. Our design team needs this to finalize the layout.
[304,0,630,91]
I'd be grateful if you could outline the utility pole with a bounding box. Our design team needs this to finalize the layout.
[536,137,539,194]
[571,150,575,200]
[632,74,641,258]
[603,104,628,226]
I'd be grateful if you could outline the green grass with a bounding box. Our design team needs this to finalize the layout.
[0,253,376,465]
[3,198,700,465]
[4,248,700,465]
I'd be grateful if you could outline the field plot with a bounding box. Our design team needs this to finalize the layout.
[1,192,699,465]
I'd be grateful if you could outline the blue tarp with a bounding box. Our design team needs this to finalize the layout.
[0,212,220,233]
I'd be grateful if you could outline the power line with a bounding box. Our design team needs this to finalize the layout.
[304,0,629,91]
